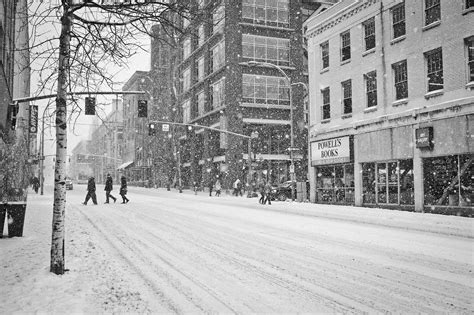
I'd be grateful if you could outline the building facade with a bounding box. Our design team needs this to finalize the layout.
[305,0,473,214]
[121,71,154,186]
[170,0,322,191]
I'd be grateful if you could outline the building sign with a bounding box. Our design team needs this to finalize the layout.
[29,105,38,134]
[416,127,433,148]
[311,136,351,166]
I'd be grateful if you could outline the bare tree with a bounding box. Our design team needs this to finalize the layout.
[28,0,202,275]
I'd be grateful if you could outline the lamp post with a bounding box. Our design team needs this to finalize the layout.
[242,61,297,201]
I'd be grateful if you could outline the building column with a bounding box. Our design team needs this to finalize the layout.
[308,163,316,203]
[413,128,424,212]
[354,162,363,206]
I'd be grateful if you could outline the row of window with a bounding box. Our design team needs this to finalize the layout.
[242,0,289,28]
[182,71,292,122]
[182,78,226,123]
[320,1,473,70]
[319,38,474,121]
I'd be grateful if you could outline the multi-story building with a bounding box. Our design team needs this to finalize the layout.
[305,0,473,214]
[0,0,21,139]
[121,71,154,186]
[88,99,124,184]
[171,0,323,191]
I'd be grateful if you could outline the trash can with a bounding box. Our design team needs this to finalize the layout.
[0,204,6,238]
[6,203,27,237]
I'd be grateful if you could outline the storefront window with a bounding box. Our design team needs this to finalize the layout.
[316,164,354,204]
[399,160,414,205]
[424,154,473,207]
[362,163,376,203]
[363,160,414,205]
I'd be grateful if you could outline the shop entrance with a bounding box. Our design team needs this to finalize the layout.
[315,164,355,204]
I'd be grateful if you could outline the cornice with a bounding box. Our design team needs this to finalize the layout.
[306,0,378,39]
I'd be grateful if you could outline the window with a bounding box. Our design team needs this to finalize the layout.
[321,87,330,120]
[183,38,191,60]
[425,48,443,92]
[211,78,225,109]
[242,34,290,67]
[391,3,406,39]
[363,18,376,51]
[466,37,474,83]
[182,68,191,92]
[466,0,474,9]
[182,99,191,123]
[197,56,205,81]
[340,31,351,62]
[242,0,289,28]
[213,4,225,34]
[242,74,290,106]
[341,80,352,114]
[198,25,205,47]
[393,60,408,100]
[365,71,377,107]
[197,91,206,116]
[425,0,440,26]
[211,40,225,72]
[321,41,329,69]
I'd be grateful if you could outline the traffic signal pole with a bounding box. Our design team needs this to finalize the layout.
[149,120,255,197]
[13,90,145,196]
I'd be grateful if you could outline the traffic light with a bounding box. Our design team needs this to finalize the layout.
[138,100,147,118]
[85,97,96,115]
[8,103,19,130]
[148,123,156,136]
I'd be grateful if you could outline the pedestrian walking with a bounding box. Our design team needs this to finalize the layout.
[258,180,266,204]
[83,176,97,205]
[215,179,222,197]
[233,178,241,196]
[32,176,40,194]
[104,173,117,203]
[208,179,213,197]
[119,176,129,204]
[193,181,199,195]
[263,181,272,205]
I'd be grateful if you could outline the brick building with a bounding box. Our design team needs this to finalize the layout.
[170,0,323,192]
[305,0,473,214]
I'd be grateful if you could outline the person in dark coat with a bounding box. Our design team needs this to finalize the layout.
[263,181,272,205]
[258,180,266,204]
[208,179,213,197]
[83,176,97,205]
[31,176,40,194]
[119,176,129,204]
[104,173,117,203]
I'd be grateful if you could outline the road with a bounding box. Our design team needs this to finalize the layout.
[55,185,471,314]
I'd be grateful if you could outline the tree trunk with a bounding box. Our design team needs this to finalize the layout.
[50,6,71,275]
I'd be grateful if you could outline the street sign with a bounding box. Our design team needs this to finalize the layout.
[162,124,170,132]
[29,105,38,134]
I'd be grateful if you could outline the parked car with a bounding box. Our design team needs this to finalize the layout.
[65,178,73,190]
[271,181,295,201]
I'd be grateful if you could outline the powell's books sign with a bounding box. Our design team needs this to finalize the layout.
[310,136,352,166]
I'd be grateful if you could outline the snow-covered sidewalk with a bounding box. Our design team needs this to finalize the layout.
[1,185,473,313]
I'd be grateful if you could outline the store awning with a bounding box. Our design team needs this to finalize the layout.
[117,161,134,170]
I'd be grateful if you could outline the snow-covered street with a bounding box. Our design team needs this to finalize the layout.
[1,185,473,314]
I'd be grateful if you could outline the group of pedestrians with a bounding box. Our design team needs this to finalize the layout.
[258,180,272,205]
[83,174,129,205]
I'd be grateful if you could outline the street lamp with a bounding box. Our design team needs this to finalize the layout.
[242,60,298,200]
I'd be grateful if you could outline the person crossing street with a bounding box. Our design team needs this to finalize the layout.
[104,174,117,204]
[83,176,97,205]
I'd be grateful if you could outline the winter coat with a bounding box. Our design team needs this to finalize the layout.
[215,180,221,191]
[105,176,113,191]
[87,178,96,192]
[120,177,127,195]
[264,183,272,194]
